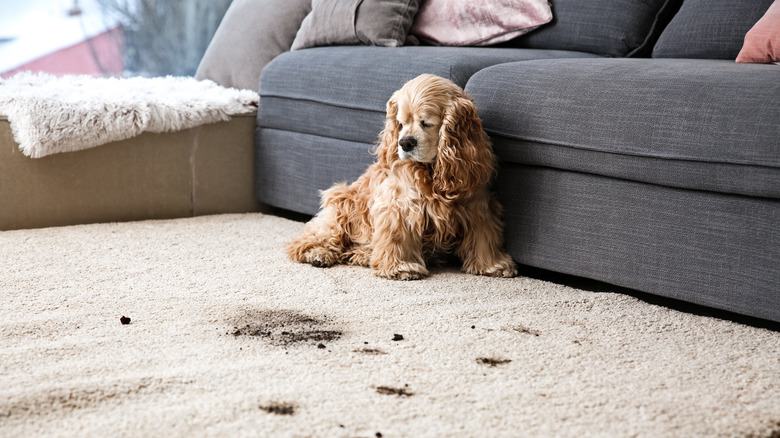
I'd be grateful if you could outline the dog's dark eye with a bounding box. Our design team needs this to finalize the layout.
[420,120,431,128]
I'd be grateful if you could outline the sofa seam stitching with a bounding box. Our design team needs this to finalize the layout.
[258,94,385,114]
[487,131,780,169]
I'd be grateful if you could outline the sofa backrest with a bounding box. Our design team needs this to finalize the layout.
[652,0,775,59]
[510,0,682,57]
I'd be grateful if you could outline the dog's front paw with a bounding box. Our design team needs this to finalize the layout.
[375,262,429,281]
[464,255,518,278]
[483,259,518,278]
[299,246,338,268]
[343,246,372,267]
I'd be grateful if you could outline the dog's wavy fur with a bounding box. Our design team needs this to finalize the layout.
[286,74,517,280]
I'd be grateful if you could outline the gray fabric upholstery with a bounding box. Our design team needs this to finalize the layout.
[256,45,602,214]
[291,0,420,50]
[257,46,600,213]
[510,0,682,57]
[466,58,780,198]
[253,33,780,323]
[497,164,780,323]
[255,129,375,214]
[195,0,311,91]
[258,46,601,145]
[653,0,775,59]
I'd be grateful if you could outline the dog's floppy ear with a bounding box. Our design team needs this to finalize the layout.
[433,95,495,200]
[375,91,401,168]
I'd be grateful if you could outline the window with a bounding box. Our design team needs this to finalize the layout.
[0,0,231,78]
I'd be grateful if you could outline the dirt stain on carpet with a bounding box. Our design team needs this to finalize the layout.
[476,357,512,367]
[354,348,387,355]
[513,325,541,337]
[259,402,296,416]
[376,385,414,397]
[228,309,343,347]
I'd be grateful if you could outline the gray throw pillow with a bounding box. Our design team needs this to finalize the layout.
[511,0,681,57]
[652,0,775,59]
[195,0,312,91]
[291,0,420,51]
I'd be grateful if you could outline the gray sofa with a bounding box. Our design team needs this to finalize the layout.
[252,0,780,323]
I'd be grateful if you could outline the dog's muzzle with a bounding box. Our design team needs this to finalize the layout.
[399,136,417,152]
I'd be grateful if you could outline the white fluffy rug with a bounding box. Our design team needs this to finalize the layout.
[0,72,258,158]
[1,213,779,437]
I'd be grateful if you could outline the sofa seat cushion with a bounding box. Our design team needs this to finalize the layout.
[258,46,601,146]
[466,58,780,198]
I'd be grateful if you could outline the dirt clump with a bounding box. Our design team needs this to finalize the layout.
[259,402,295,415]
[376,385,413,397]
[476,357,512,367]
[514,325,541,336]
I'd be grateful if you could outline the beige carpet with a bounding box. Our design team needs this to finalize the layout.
[1,213,779,437]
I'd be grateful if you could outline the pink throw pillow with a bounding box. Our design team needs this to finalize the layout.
[736,0,780,63]
[410,0,553,47]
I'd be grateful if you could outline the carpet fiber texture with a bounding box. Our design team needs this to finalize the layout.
[0,72,258,158]
[1,213,779,437]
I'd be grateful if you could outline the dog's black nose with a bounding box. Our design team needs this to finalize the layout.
[399,136,417,152]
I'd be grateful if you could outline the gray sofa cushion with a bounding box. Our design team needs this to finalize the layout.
[510,0,681,57]
[256,46,601,214]
[291,0,420,50]
[195,0,311,91]
[258,46,601,145]
[652,0,775,59]
[497,164,780,323]
[256,130,375,214]
[466,58,780,198]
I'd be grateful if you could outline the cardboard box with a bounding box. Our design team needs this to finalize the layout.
[0,114,260,230]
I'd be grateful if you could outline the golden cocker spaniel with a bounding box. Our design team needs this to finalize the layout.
[287,74,517,280]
